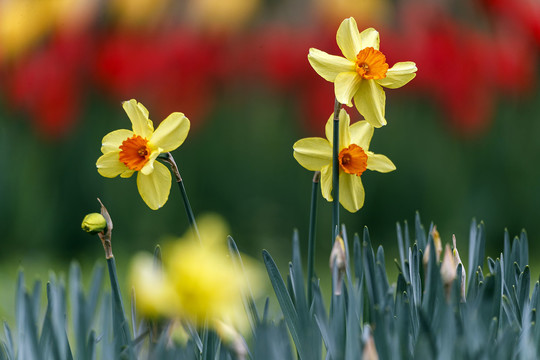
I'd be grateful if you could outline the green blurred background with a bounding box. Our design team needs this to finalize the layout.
[1,0,540,319]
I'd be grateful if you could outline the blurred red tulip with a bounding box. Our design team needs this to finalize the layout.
[6,33,91,138]
[383,2,537,135]
[479,0,540,46]
[94,29,220,129]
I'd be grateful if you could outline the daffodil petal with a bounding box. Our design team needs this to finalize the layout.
[325,108,351,149]
[136,161,171,210]
[123,99,154,138]
[293,138,332,171]
[320,164,333,201]
[336,17,362,61]
[359,28,380,51]
[339,174,365,212]
[140,150,161,175]
[120,170,135,178]
[101,129,133,154]
[97,151,129,178]
[354,80,386,127]
[349,120,374,150]
[308,48,355,82]
[335,72,361,107]
[367,152,396,173]
[376,62,417,89]
[150,112,190,152]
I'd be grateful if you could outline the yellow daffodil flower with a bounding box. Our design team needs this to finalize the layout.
[130,214,262,330]
[96,99,190,210]
[308,17,417,128]
[293,109,395,212]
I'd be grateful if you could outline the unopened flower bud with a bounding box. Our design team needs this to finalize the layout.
[213,320,248,360]
[330,235,347,295]
[362,333,379,360]
[423,226,442,266]
[441,244,457,299]
[81,213,107,234]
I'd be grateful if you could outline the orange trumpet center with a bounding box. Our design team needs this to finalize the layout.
[119,135,151,171]
[355,47,389,80]
[338,144,368,176]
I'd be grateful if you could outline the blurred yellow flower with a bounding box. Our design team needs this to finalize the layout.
[109,0,169,27]
[313,0,390,27]
[130,254,179,318]
[96,99,190,210]
[293,109,395,212]
[308,17,417,128]
[130,214,261,330]
[186,0,260,33]
[0,0,56,61]
[0,0,97,62]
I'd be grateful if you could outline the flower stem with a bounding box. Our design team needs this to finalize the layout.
[307,171,320,305]
[107,257,135,357]
[160,153,201,242]
[332,98,341,243]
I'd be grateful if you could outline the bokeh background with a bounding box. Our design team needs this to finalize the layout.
[1,0,540,318]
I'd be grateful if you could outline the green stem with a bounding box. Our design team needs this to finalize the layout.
[332,98,341,244]
[107,257,135,359]
[307,171,320,305]
[160,153,201,242]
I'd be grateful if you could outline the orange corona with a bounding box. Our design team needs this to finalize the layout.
[355,47,389,80]
[119,135,151,171]
[338,144,368,176]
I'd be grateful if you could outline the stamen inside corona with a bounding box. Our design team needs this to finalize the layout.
[119,135,151,171]
[355,47,389,80]
[338,144,368,176]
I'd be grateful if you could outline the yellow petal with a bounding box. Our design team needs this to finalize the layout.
[334,72,361,107]
[376,62,417,89]
[140,149,161,176]
[336,17,361,61]
[150,112,190,152]
[97,151,130,178]
[130,253,179,318]
[325,108,351,149]
[308,48,355,82]
[366,152,396,173]
[354,80,386,127]
[101,129,133,154]
[359,28,380,51]
[349,120,374,150]
[123,99,154,138]
[120,170,135,178]
[339,174,365,212]
[320,164,333,202]
[293,138,332,171]
[136,161,172,210]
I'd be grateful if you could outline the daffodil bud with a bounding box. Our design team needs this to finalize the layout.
[81,213,107,234]
[441,244,457,299]
[330,235,347,295]
[213,320,248,360]
[362,333,379,360]
[423,226,442,266]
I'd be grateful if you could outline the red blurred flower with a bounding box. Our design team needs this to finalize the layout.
[94,29,220,129]
[6,33,91,139]
[479,0,540,46]
[245,25,359,134]
[382,3,537,135]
